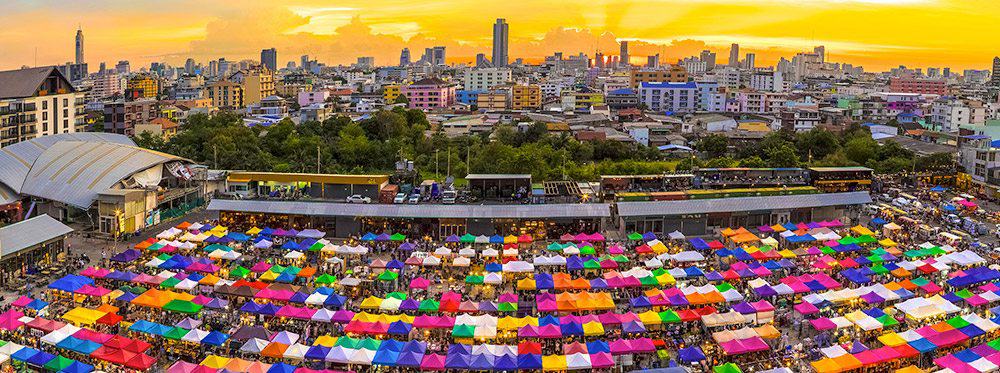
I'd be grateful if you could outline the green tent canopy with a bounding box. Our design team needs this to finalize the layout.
[452,324,475,338]
[714,363,743,373]
[315,273,337,284]
[358,338,382,351]
[377,271,399,281]
[386,292,407,300]
[465,275,484,284]
[418,299,440,312]
[163,327,190,340]
[231,266,250,278]
[43,356,76,371]
[627,232,643,241]
[460,234,476,243]
[390,233,406,241]
[163,299,203,314]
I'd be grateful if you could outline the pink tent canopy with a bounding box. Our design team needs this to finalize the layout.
[0,309,25,331]
[250,262,272,272]
[409,277,430,289]
[420,353,446,370]
[11,296,32,308]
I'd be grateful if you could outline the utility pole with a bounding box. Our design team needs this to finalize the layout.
[447,147,451,177]
[435,150,439,177]
[317,144,321,174]
[466,144,471,174]
[213,145,218,169]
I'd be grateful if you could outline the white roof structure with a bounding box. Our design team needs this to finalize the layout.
[0,133,192,208]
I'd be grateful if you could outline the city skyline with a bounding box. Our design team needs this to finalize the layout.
[2,0,1000,71]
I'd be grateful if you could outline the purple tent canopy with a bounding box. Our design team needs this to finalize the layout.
[731,302,756,314]
[398,242,416,251]
[641,232,657,241]
[297,229,325,239]
[110,249,142,262]
[272,228,288,237]
[445,235,460,243]
[860,292,885,304]
[231,325,271,341]
[622,320,646,333]
[376,233,392,241]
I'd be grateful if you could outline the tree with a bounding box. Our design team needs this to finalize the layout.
[739,156,767,168]
[765,145,800,168]
[696,134,729,158]
[843,137,878,165]
[916,153,955,172]
[704,156,739,168]
[393,94,409,105]
[795,128,840,161]
[134,131,167,152]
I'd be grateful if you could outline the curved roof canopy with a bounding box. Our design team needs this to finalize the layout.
[0,133,190,209]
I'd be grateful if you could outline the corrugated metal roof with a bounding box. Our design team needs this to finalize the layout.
[0,214,73,258]
[0,183,17,205]
[19,140,186,209]
[0,133,133,193]
[208,199,611,219]
[617,192,873,217]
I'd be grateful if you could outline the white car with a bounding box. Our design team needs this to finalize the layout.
[346,195,371,204]
[408,194,421,204]
[393,193,407,204]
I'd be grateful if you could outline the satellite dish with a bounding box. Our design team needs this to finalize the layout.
[445,176,455,185]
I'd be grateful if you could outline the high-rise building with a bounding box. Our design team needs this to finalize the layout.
[184,58,196,74]
[300,55,309,71]
[400,48,411,66]
[814,46,826,63]
[700,50,716,70]
[75,26,84,64]
[476,53,490,68]
[432,46,446,66]
[729,44,740,66]
[619,41,630,67]
[356,57,375,68]
[595,52,605,69]
[115,60,130,74]
[992,57,1000,86]
[646,54,659,68]
[492,18,509,67]
[745,53,756,69]
[260,48,277,71]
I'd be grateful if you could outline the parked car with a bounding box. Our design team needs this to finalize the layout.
[408,193,421,204]
[346,195,371,204]
[442,190,458,204]
[393,193,407,204]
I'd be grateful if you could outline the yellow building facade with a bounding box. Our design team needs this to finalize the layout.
[511,85,542,110]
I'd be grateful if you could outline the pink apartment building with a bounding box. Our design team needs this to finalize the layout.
[402,77,456,110]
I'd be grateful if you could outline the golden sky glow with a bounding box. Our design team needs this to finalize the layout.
[1,0,998,71]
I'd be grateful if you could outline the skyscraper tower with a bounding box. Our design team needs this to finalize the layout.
[492,18,509,67]
[729,44,739,66]
[260,48,277,71]
[619,41,629,67]
[75,26,84,64]
[993,57,1000,87]
[400,48,411,66]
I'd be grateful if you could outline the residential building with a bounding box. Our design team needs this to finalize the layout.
[638,82,698,113]
[103,98,158,135]
[492,18,509,67]
[456,90,482,106]
[300,103,334,122]
[0,67,85,147]
[229,66,275,106]
[206,80,244,109]
[247,95,289,117]
[477,91,508,111]
[889,77,946,95]
[297,90,330,107]
[382,85,402,103]
[750,70,784,92]
[630,66,688,88]
[464,68,512,92]
[561,89,605,111]
[89,73,126,101]
[931,98,987,132]
[511,85,541,110]
[605,88,639,110]
[992,57,1000,87]
[780,109,821,132]
[401,77,456,110]
[133,117,179,139]
[126,74,159,99]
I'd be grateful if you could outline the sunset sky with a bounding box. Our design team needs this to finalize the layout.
[1,0,998,72]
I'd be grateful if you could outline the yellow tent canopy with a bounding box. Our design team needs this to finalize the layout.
[851,225,875,236]
[246,227,262,235]
[542,355,567,371]
[200,355,232,369]
[62,307,107,325]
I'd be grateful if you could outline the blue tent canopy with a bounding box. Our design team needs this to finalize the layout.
[48,275,94,292]
[678,346,706,362]
[930,186,948,193]
[689,238,709,250]
[870,217,887,226]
